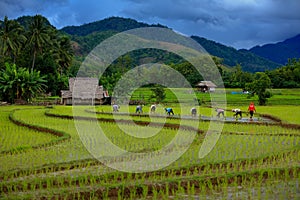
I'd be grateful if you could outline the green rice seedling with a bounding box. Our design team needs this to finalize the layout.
[142,185,148,199]
[152,186,158,200]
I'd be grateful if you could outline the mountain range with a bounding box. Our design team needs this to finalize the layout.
[249,34,300,65]
[48,17,298,72]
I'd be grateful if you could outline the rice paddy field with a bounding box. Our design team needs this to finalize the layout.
[0,89,299,199]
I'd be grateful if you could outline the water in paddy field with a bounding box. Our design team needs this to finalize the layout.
[171,178,299,200]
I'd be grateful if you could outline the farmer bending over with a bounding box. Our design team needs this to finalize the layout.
[150,104,156,113]
[165,107,174,116]
[215,108,225,118]
[232,108,242,119]
[112,104,119,112]
[191,107,197,117]
[136,105,143,114]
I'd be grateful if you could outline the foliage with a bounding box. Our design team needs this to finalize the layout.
[250,34,300,65]
[0,16,26,63]
[150,85,166,103]
[266,58,300,88]
[0,63,47,102]
[245,72,272,105]
[0,15,74,96]
[191,36,281,72]
[61,16,167,36]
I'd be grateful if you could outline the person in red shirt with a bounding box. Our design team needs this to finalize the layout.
[248,102,256,119]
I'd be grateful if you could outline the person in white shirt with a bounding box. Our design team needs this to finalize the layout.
[150,104,156,113]
[232,108,242,118]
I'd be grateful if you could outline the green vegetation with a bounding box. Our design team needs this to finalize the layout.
[0,15,73,99]
[1,15,300,104]
[191,35,281,72]
[0,89,299,199]
[246,72,272,105]
[0,15,299,199]
[0,63,47,103]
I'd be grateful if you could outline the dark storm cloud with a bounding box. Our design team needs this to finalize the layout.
[122,0,300,48]
[1,0,300,49]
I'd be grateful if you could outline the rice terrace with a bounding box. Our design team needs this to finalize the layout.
[0,88,299,199]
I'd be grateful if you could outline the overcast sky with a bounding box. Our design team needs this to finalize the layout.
[1,0,300,49]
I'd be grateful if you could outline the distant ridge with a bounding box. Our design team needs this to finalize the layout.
[60,16,289,72]
[61,16,167,36]
[249,34,300,65]
[191,36,281,72]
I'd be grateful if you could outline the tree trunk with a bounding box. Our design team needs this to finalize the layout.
[31,50,36,71]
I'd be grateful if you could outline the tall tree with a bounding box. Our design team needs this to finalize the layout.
[52,36,73,75]
[150,85,166,103]
[246,72,272,105]
[0,16,26,63]
[27,15,50,71]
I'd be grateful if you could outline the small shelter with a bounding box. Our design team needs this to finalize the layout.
[195,81,217,92]
[61,77,110,105]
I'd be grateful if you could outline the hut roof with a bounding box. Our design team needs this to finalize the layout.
[196,81,217,88]
[61,77,108,99]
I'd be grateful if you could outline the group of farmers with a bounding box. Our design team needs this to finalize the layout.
[112,102,256,119]
[112,103,175,116]
[215,102,256,120]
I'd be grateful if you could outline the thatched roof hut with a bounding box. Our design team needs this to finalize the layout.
[61,78,109,105]
[195,81,217,92]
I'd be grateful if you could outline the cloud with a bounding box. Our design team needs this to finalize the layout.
[0,0,68,18]
[122,0,300,48]
[1,0,300,49]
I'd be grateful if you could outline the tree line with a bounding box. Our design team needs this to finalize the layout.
[0,15,73,103]
[0,15,299,105]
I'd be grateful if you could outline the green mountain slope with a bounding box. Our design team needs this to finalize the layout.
[61,16,167,36]
[249,34,300,65]
[60,16,282,72]
[191,36,281,72]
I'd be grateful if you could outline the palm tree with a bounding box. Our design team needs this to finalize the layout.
[53,36,74,75]
[0,16,26,63]
[27,15,50,71]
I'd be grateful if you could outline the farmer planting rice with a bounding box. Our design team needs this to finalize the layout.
[165,107,174,115]
[232,108,242,119]
[150,104,156,113]
[135,105,143,114]
[215,108,225,118]
[191,107,197,117]
[112,104,119,112]
[248,102,256,119]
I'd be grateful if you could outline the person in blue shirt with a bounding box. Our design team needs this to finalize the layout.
[165,107,174,115]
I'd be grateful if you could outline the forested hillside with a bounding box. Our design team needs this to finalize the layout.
[61,16,167,36]
[0,15,299,104]
[61,17,283,72]
[191,36,281,72]
[250,34,300,65]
